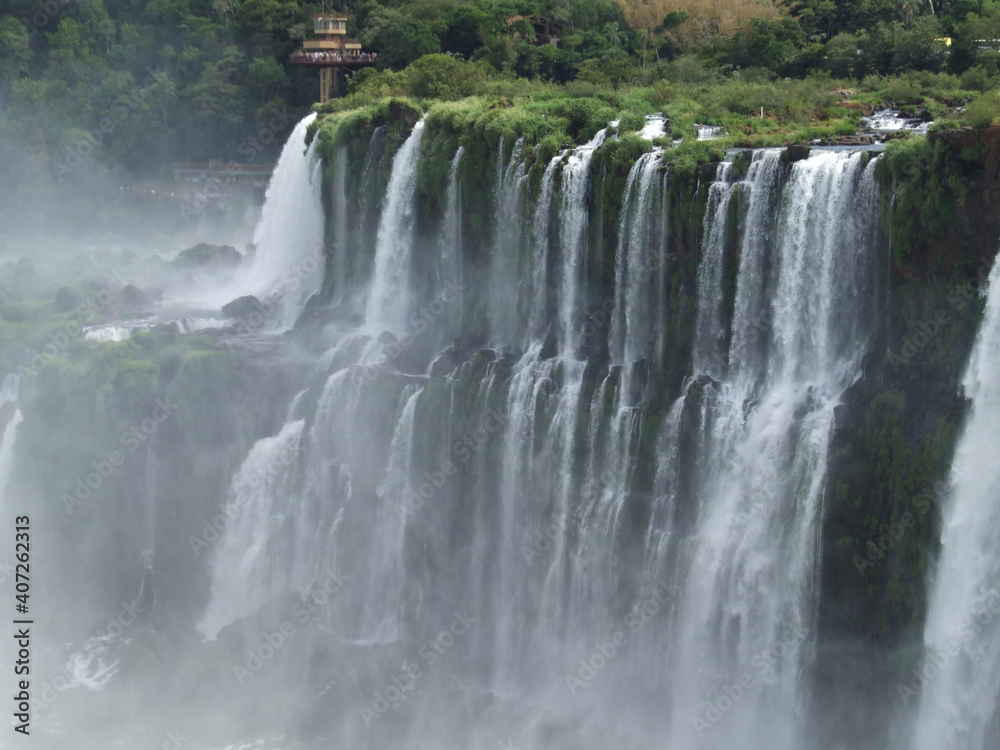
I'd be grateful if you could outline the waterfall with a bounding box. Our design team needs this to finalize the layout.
[662,150,879,750]
[610,150,666,369]
[693,160,735,374]
[912,260,1000,750]
[439,146,464,291]
[198,419,307,638]
[529,154,559,340]
[557,126,609,355]
[193,130,889,750]
[727,149,783,377]
[366,120,426,333]
[225,114,325,327]
[359,385,422,642]
[329,145,350,306]
[487,136,528,343]
[0,377,22,507]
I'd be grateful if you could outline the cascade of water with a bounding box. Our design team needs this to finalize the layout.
[661,150,878,750]
[493,344,554,686]
[225,114,325,327]
[366,120,426,333]
[439,146,464,291]
[490,129,615,684]
[0,377,21,497]
[557,127,609,355]
[198,419,307,638]
[359,385,422,642]
[487,137,528,344]
[912,260,1000,750]
[193,128,891,750]
[329,145,350,305]
[727,149,784,378]
[693,160,736,374]
[610,150,665,368]
[528,154,560,341]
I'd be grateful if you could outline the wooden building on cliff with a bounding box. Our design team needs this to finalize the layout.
[290,13,377,104]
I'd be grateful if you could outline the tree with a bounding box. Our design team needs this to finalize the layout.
[366,14,441,69]
[442,4,489,58]
[0,17,32,87]
[726,16,805,73]
[893,16,947,71]
[235,0,298,54]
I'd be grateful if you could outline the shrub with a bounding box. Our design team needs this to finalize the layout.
[961,90,1000,129]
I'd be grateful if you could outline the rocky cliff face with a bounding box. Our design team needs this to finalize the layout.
[10,107,998,748]
[304,109,1000,743]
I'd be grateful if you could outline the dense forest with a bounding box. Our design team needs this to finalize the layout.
[2,0,1000,212]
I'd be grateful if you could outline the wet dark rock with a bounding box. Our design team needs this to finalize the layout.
[119,284,152,311]
[172,242,242,270]
[223,295,268,321]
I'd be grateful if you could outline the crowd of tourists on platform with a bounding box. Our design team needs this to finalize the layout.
[292,51,377,63]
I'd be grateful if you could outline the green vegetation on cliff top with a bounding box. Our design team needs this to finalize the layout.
[5,0,1000,213]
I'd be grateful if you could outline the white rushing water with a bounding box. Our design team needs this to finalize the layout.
[861,110,932,134]
[196,130,887,750]
[439,146,464,295]
[366,119,426,333]
[610,149,667,370]
[199,419,307,638]
[697,125,723,140]
[662,149,879,750]
[638,114,667,141]
[0,376,21,496]
[692,159,736,373]
[912,260,1000,750]
[487,136,528,343]
[217,114,325,328]
[557,126,609,355]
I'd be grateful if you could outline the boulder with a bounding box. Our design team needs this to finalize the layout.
[222,295,271,321]
[119,284,152,311]
[784,144,811,162]
[172,243,241,270]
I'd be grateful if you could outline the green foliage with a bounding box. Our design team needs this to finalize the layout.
[877,131,996,269]
[0,17,31,86]
[442,4,490,58]
[2,0,1000,201]
[959,88,1000,126]
[726,17,806,75]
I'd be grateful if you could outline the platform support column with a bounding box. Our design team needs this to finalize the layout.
[319,68,340,104]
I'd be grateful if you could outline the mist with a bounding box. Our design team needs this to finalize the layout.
[0,91,998,750]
